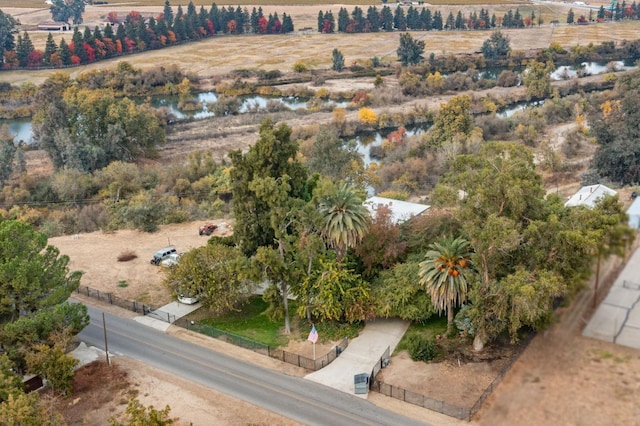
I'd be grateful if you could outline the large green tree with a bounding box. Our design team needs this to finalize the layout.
[590,72,640,184]
[481,31,511,60]
[523,60,553,99]
[50,0,85,24]
[33,84,165,172]
[397,32,424,66]
[419,236,473,335]
[0,220,88,370]
[230,118,308,255]
[305,125,362,181]
[163,242,252,314]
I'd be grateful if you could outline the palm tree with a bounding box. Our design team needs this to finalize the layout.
[419,236,473,336]
[318,184,369,261]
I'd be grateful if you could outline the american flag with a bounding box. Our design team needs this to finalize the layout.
[307,325,318,344]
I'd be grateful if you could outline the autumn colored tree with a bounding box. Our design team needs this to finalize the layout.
[354,204,407,279]
[358,107,378,125]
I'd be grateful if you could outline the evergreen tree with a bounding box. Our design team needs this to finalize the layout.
[567,8,575,24]
[397,32,425,66]
[432,11,443,30]
[338,7,349,32]
[71,27,87,63]
[0,10,16,68]
[43,33,58,66]
[455,11,464,29]
[381,6,394,31]
[332,48,344,71]
[367,6,380,31]
[58,38,71,65]
[15,32,34,68]
[163,0,174,26]
[282,13,294,33]
[317,10,324,32]
[597,5,606,19]
[445,11,455,30]
[103,23,114,39]
[420,8,432,30]
[394,6,407,30]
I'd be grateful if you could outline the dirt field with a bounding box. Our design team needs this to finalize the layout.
[51,219,233,307]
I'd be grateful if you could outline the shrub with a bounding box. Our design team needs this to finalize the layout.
[407,335,437,362]
[293,61,308,72]
[358,108,378,125]
[117,250,138,262]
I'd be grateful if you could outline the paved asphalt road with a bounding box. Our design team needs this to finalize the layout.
[78,304,429,426]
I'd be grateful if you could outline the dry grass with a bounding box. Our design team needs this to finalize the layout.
[13,0,516,7]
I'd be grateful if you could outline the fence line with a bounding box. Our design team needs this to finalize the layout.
[369,332,536,421]
[75,284,154,315]
[369,345,390,389]
[75,284,348,371]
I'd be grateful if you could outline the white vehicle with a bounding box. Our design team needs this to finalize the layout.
[177,294,200,305]
[160,252,182,267]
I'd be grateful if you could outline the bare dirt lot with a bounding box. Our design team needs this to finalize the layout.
[51,219,233,307]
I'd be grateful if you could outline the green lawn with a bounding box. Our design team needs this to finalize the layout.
[201,296,290,348]
[395,315,448,354]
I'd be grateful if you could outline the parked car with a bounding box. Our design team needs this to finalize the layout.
[199,224,217,236]
[178,294,200,305]
[150,246,177,265]
[161,252,182,267]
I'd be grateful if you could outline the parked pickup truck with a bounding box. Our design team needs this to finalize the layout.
[199,224,217,236]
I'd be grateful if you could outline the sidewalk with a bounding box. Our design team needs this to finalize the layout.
[134,301,201,331]
[583,247,640,349]
[305,318,409,397]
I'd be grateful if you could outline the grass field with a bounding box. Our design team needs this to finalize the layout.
[10,0,519,8]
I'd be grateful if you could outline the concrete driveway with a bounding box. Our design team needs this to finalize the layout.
[305,318,409,397]
[583,247,640,349]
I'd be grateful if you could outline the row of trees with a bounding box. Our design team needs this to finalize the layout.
[0,2,294,69]
[318,6,540,34]
[567,1,640,24]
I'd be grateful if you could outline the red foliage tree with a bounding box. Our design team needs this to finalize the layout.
[322,19,334,33]
[205,19,215,34]
[124,37,136,51]
[128,10,142,25]
[107,11,118,24]
[271,18,282,33]
[26,50,43,68]
[115,39,123,54]
[71,55,81,65]
[3,51,18,69]
[257,16,268,34]
[83,42,95,62]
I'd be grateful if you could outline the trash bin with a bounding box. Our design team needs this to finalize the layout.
[354,373,369,395]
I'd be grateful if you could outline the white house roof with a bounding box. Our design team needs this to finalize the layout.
[363,196,429,224]
[564,184,617,208]
[627,196,640,216]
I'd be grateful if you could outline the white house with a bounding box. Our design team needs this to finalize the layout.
[627,197,640,229]
[564,184,617,208]
[363,196,429,225]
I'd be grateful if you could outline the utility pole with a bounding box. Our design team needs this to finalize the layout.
[102,312,110,366]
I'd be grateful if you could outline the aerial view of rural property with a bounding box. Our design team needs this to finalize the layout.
[1,0,640,424]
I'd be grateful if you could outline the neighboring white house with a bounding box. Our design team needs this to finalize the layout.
[627,197,640,229]
[363,196,429,225]
[564,184,617,208]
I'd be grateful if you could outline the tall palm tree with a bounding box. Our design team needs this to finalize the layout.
[319,184,369,261]
[419,236,473,335]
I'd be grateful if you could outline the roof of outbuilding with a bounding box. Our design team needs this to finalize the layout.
[363,196,429,224]
[564,184,617,208]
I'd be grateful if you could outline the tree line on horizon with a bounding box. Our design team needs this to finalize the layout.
[0,2,294,69]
